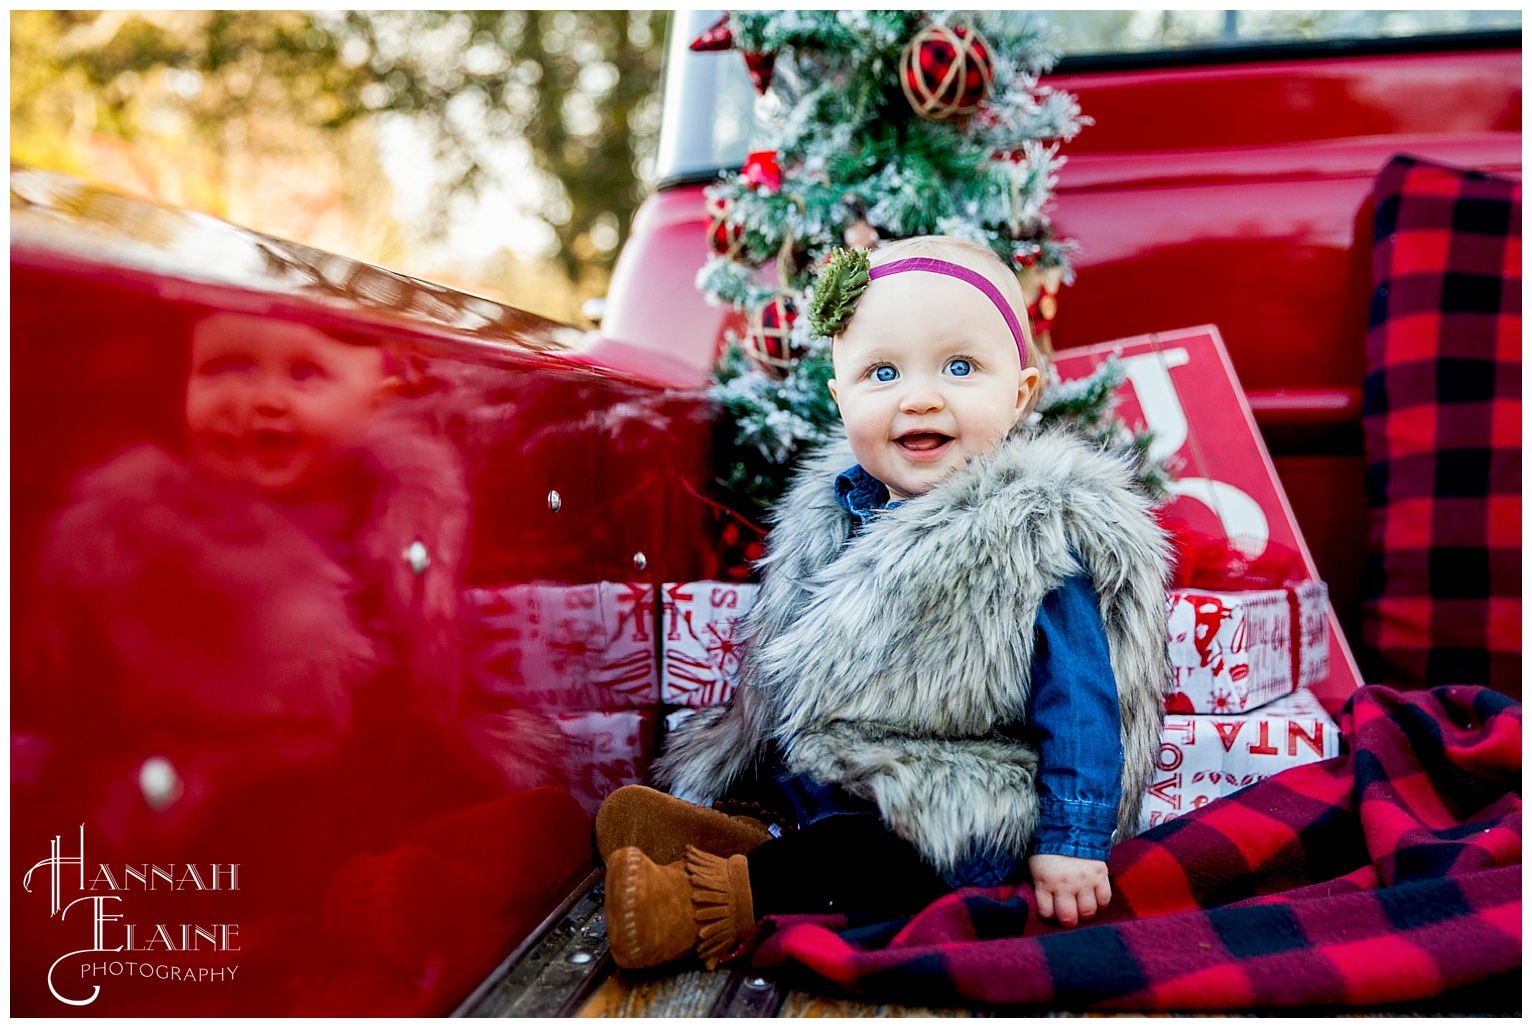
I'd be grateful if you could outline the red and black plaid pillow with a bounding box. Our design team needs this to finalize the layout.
[1359,155,1521,698]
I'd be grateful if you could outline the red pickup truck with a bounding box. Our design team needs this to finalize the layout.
[601,12,1521,660]
[10,14,1519,1017]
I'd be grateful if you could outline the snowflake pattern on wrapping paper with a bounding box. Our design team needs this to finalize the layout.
[1208,687,1244,715]
[660,581,759,706]
[703,620,745,681]
[470,582,658,711]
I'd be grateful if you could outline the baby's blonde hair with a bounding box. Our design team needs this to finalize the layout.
[867,235,1042,412]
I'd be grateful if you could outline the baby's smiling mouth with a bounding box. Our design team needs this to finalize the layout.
[895,431,953,454]
[249,428,302,464]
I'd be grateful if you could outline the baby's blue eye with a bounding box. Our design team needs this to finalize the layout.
[873,365,898,382]
[947,358,972,377]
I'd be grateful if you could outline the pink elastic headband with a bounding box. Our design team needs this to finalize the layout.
[868,257,1028,365]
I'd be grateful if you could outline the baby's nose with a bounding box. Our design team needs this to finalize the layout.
[249,375,292,415]
[899,378,945,413]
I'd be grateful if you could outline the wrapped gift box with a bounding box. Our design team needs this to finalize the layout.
[1138,687,1340,833]
[471,581,658,711]
[554,709,654,815]
[658,575,1330,718]
[660,580,758,706]
[1053,327,1364,710]
[1165,580,1331,714]
[1292,579,1331,693]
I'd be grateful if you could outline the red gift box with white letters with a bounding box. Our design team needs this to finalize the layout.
[1053,326,1363,712]
[1138,687,1340,833]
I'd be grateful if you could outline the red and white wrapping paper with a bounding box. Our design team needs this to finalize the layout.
[659,575,1329,719]
[470,581,658,712]
[554,709,654,815]
[660,580,759,707]
[1165,580,1330,715]
[1292,579,1331,693]
[1138,687,1340,833]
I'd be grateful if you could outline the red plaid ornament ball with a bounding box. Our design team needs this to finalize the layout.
[705,193,745,258]
[742,293,802,376]
[899,24,994,121]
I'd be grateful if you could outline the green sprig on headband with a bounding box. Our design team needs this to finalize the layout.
[807,247,872,339]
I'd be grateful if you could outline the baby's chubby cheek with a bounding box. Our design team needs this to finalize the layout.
[185,386,245,444]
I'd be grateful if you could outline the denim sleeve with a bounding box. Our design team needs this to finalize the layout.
[1022,574,1124,862]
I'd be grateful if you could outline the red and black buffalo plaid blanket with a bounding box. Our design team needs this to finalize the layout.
[1359,156,1521,697]
[747,686,1521,1011]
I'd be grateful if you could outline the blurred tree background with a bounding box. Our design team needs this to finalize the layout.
[10,9,668,322]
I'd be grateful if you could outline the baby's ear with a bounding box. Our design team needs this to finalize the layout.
[1015,366,1042,420]
[827,378,840,405]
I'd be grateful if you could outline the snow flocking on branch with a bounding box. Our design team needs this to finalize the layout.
[696,11,1166,513]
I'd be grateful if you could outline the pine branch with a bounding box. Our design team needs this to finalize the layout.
[691,11,1171,515]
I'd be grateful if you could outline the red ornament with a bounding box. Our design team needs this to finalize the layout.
[705,193,745,258]
[741,150,781,193]
[899,24,994,121]
[1027,280,1060,334]
[689,13,734,52]
[742,293,802,376]
[1011,242,1042,268]
[1020,264,1065,337]
[744,51,776,94]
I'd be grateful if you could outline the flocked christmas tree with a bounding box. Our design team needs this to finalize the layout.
[694,10,1166,519]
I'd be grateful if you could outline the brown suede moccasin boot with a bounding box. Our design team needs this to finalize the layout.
[604,845,755,970]
[687,847,756,969]
[595,785,771,864]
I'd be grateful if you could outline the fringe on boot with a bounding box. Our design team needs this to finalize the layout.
[685,846,755,970]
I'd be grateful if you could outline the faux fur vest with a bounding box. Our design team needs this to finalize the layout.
[654,427,1172,873]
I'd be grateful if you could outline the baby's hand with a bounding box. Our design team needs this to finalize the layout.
[1028,854,1111,928]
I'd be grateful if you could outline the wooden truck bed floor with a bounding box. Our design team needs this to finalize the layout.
[457,873,1514,1019]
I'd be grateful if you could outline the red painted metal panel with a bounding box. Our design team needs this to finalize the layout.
[601,189,736,386]
[10,171,717,1016]
[1047,51,1520,153]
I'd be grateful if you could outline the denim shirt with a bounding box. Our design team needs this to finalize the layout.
[833,464,1124,864]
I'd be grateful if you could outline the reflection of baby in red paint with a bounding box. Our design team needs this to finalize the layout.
[185,312,398,498]
[19,311,585,1015]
